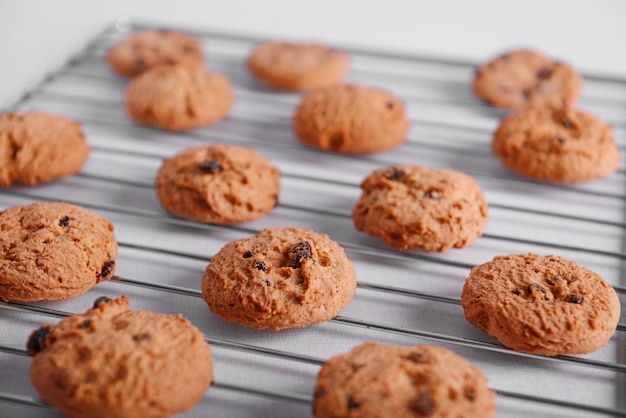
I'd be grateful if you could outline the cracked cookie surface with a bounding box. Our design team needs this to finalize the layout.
[0,201,117,302]
[461,253,620,356]
[313,343,496,418]
[201,226,356,330]
[124,63,234,131]
[28,296,212,418]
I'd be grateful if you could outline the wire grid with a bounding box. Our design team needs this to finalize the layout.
[1,19,625,418]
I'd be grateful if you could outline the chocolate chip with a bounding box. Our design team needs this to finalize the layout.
[200,160,223,173]
[562,118,574,129]
[135,58,147,71]
[567,294,584,304]
[537,67,553,80]
[254,261,267,272]
[385,168,405,180]
[93,296,112,309]
[80,319,92,329]
[133,333,151,341]
[182,45,196,53]
[424,190,442,200]
[314,388,327,398]
[243,251,254,258]
[347,395,360,410]
[27,325,53,356]
[291,241,312,268]
[264,280,271,286]
[406,353,423,363]
[464,386,477,401]
[557,137,566,144]
[351,363,363,372]
[386,101,395,110]
[514,288,524,296]
[100,261,115,278]
[528,283,546,294]
[547,274,565,285]
[410,392,436,416]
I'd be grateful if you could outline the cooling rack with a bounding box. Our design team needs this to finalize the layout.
[1,19,625,418]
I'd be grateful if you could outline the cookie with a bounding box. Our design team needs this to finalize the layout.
[292,84,410,154]
[105,29,204,78]
[0,202,117,302]
[27,295,212,418]
[352,166,488,252]
[313,342,496,418]
[472,49,583,109]
[492,107,620,183]
[124,63,235,131]
[155,144,280,224]
[461,253,621,356]
[246,41,350,90]
[0,111,90,187]
[201,226,356,330]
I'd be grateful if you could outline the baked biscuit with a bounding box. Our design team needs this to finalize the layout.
[472,49,583,109]
[353,166,488,252]
[292,84,410,154]
[461,253,620,356]
[155,144,280,224]
[246,41,350,90]
[124,63,234,131]
[28,295,212,418]
[105,29,204,78]
[202,226,356,330]
[0,111,90,187]
[492,107,620,183]
[0,202,117,302]
[313,343,496,418]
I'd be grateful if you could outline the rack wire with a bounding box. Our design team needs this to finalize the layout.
[1,19,625,417]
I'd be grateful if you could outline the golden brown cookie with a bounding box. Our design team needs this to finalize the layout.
[0,202,117,302]
[124,63,235,131]
[352,166,488,252]
[27,296,213,418]
[202,226,356,331]
[461,253,621,356]
[246,41,350,90]
[155,144,281,224]
[292,84,410,154]
[0,111,90,187]
[472,49,583,109]
[313,343,496,418]
[105,29,204,78]
[492,107,620,183]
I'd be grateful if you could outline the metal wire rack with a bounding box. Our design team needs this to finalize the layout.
[1,19,625,417]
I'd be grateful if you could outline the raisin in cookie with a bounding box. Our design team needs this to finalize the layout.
[246,41,350,90]
[472,49,583,109]
[0,201,117,302]
[124,63,234,131]
[155,144,280,224]
[105,29,204,78]
[0,111,90,187]
[492,107,619,183]
[313,343,496,418]
[202,226,356,330]
[28,296,212,418]
[353,166,488,252]
[292,84,410,154]
[461,253,620,356]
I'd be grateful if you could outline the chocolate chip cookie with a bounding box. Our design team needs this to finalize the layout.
[352,166,488,252]
[461,253,621,356]
[313,342,496,418]
[28,295,213,418]
[0,201,117,302]
[202,226,356,330]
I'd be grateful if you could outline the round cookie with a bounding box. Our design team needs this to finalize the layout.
[492,107,620,183]
[124,63,235,131]
[246,41,350,90]
[352,165,488,252]
[461,253,621,356]
[0,111,90,187]
[27,295,213,418]
[0,201,118,302]
[105,29,204,78]
[202,226,356,330]
[155,144,280,224]
[313,343,496,418]
[472,49,583,109]
[292,84,410,154]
